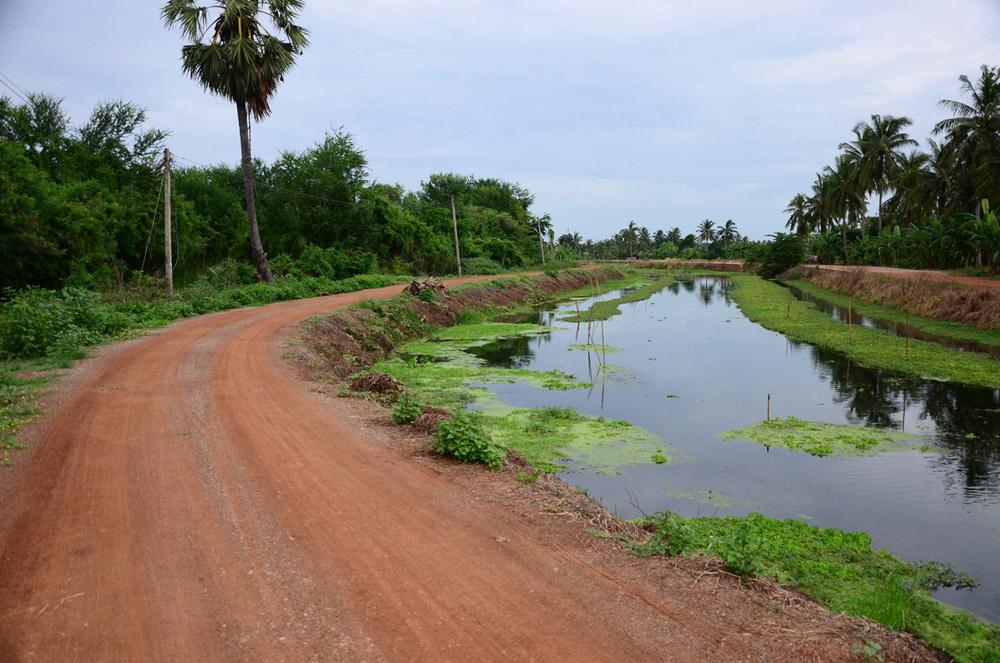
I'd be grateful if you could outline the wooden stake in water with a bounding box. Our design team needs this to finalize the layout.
[767,393,771,421]
[600,320,606,365]
[786,290,791,319]
[905,307,910,360]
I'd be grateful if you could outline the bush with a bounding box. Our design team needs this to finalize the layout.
[431,412,507,468]
[746,233,807,279]
[392,393,423,425]
[463,256,505,275]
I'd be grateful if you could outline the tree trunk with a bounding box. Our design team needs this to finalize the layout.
[536,218,546,265]
[842,217,848,263]
[877,189,883,235]
[237,101,274,284]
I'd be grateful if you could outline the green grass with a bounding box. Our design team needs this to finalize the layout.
[730,275,1000,388]
[633,512,998,663]
[790,279,1000,351]
[0,366,52,464]
[721,416,928,458]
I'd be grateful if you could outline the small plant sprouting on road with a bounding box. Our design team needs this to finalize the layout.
[852,635,884,662]
[431,412,507,468]
[392,393,423,425]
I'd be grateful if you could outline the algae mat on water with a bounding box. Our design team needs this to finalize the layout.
[377,322,675,473]
[720,416,929,458]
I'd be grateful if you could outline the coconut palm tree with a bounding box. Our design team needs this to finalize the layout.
[784,193,810,235]
[718,219,739,249]
[162,0,309,283]
[666,227,682,245]
[534,213,552,264]
[696,219,716,244]
[839,114,917,235]
[934,65,1000,214]
[824,153,865,261]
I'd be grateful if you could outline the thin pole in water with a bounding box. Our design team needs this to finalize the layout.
[848,300,853,340]
[905,307,910,360]
[767,393,771,421]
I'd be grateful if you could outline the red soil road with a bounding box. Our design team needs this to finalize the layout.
[0,280,736,663]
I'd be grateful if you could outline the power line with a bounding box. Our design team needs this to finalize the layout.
[0,71,29,104]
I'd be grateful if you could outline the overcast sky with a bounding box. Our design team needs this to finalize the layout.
[2,1,999,242]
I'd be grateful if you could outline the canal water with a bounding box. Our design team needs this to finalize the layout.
[470,276,1000,621]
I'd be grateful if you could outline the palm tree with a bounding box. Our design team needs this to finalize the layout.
[162,0,309,283]
[534,213,552,264]
[638,226,652,253]
[718,219,739,249]
[784,194,809,235]
[666,227,682,245]
[696,219,716,244]
[886,150,933,228]
[622,221,639,258]
[934,65,1000,214]
[824,153,865,261]
[839,114,917,235]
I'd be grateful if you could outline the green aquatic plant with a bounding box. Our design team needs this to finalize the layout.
[720,416,927,458]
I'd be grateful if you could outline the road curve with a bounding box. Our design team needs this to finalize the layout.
[0,280,727,662]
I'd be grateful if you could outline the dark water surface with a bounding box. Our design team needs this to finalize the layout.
[471,277,1000,621]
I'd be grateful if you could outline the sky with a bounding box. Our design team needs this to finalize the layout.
[2,1,999,243]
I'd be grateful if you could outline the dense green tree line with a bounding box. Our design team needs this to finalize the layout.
[558,217,751,262]
[787,64,1000,272]
[0,94,553,294]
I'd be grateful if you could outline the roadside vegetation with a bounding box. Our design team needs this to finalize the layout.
[632,512,998,663]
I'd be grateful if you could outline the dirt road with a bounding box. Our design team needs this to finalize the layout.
[0,280,941,662]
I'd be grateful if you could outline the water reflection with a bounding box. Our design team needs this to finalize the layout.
[786,285,1000,359]
[465,276,1000,620]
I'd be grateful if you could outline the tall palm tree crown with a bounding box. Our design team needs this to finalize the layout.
[934,65,1000,212]
[696,219,716,244]
[839,114,917,234]
[162,0,309,283]
[163,0,308,121]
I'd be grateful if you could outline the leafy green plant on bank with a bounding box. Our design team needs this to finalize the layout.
[632,512,998,663]
[392,392,423,425]
[431,412,507,468]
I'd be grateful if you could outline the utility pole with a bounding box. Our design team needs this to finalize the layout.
[451,195,462,276]
[164,148,173,299]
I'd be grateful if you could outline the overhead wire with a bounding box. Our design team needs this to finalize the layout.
[0,71,30,104]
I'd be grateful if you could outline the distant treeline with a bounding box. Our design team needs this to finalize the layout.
[0,93,557,293]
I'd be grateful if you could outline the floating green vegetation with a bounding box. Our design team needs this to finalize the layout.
[664,490,761,510]
[730,275,1000,388]
[632,512,998,663]
[720,416,928,458]
[566,344,623,354]
[377,319,676,473]
[431,322,553,342]
[482,405,674,473]
[560,275,675,322]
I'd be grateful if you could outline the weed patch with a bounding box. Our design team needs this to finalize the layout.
[720,416,928,458]
[632,512,998,663]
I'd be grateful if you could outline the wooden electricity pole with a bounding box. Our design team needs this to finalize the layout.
[451,195,462,276]
[164,148,173,299]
